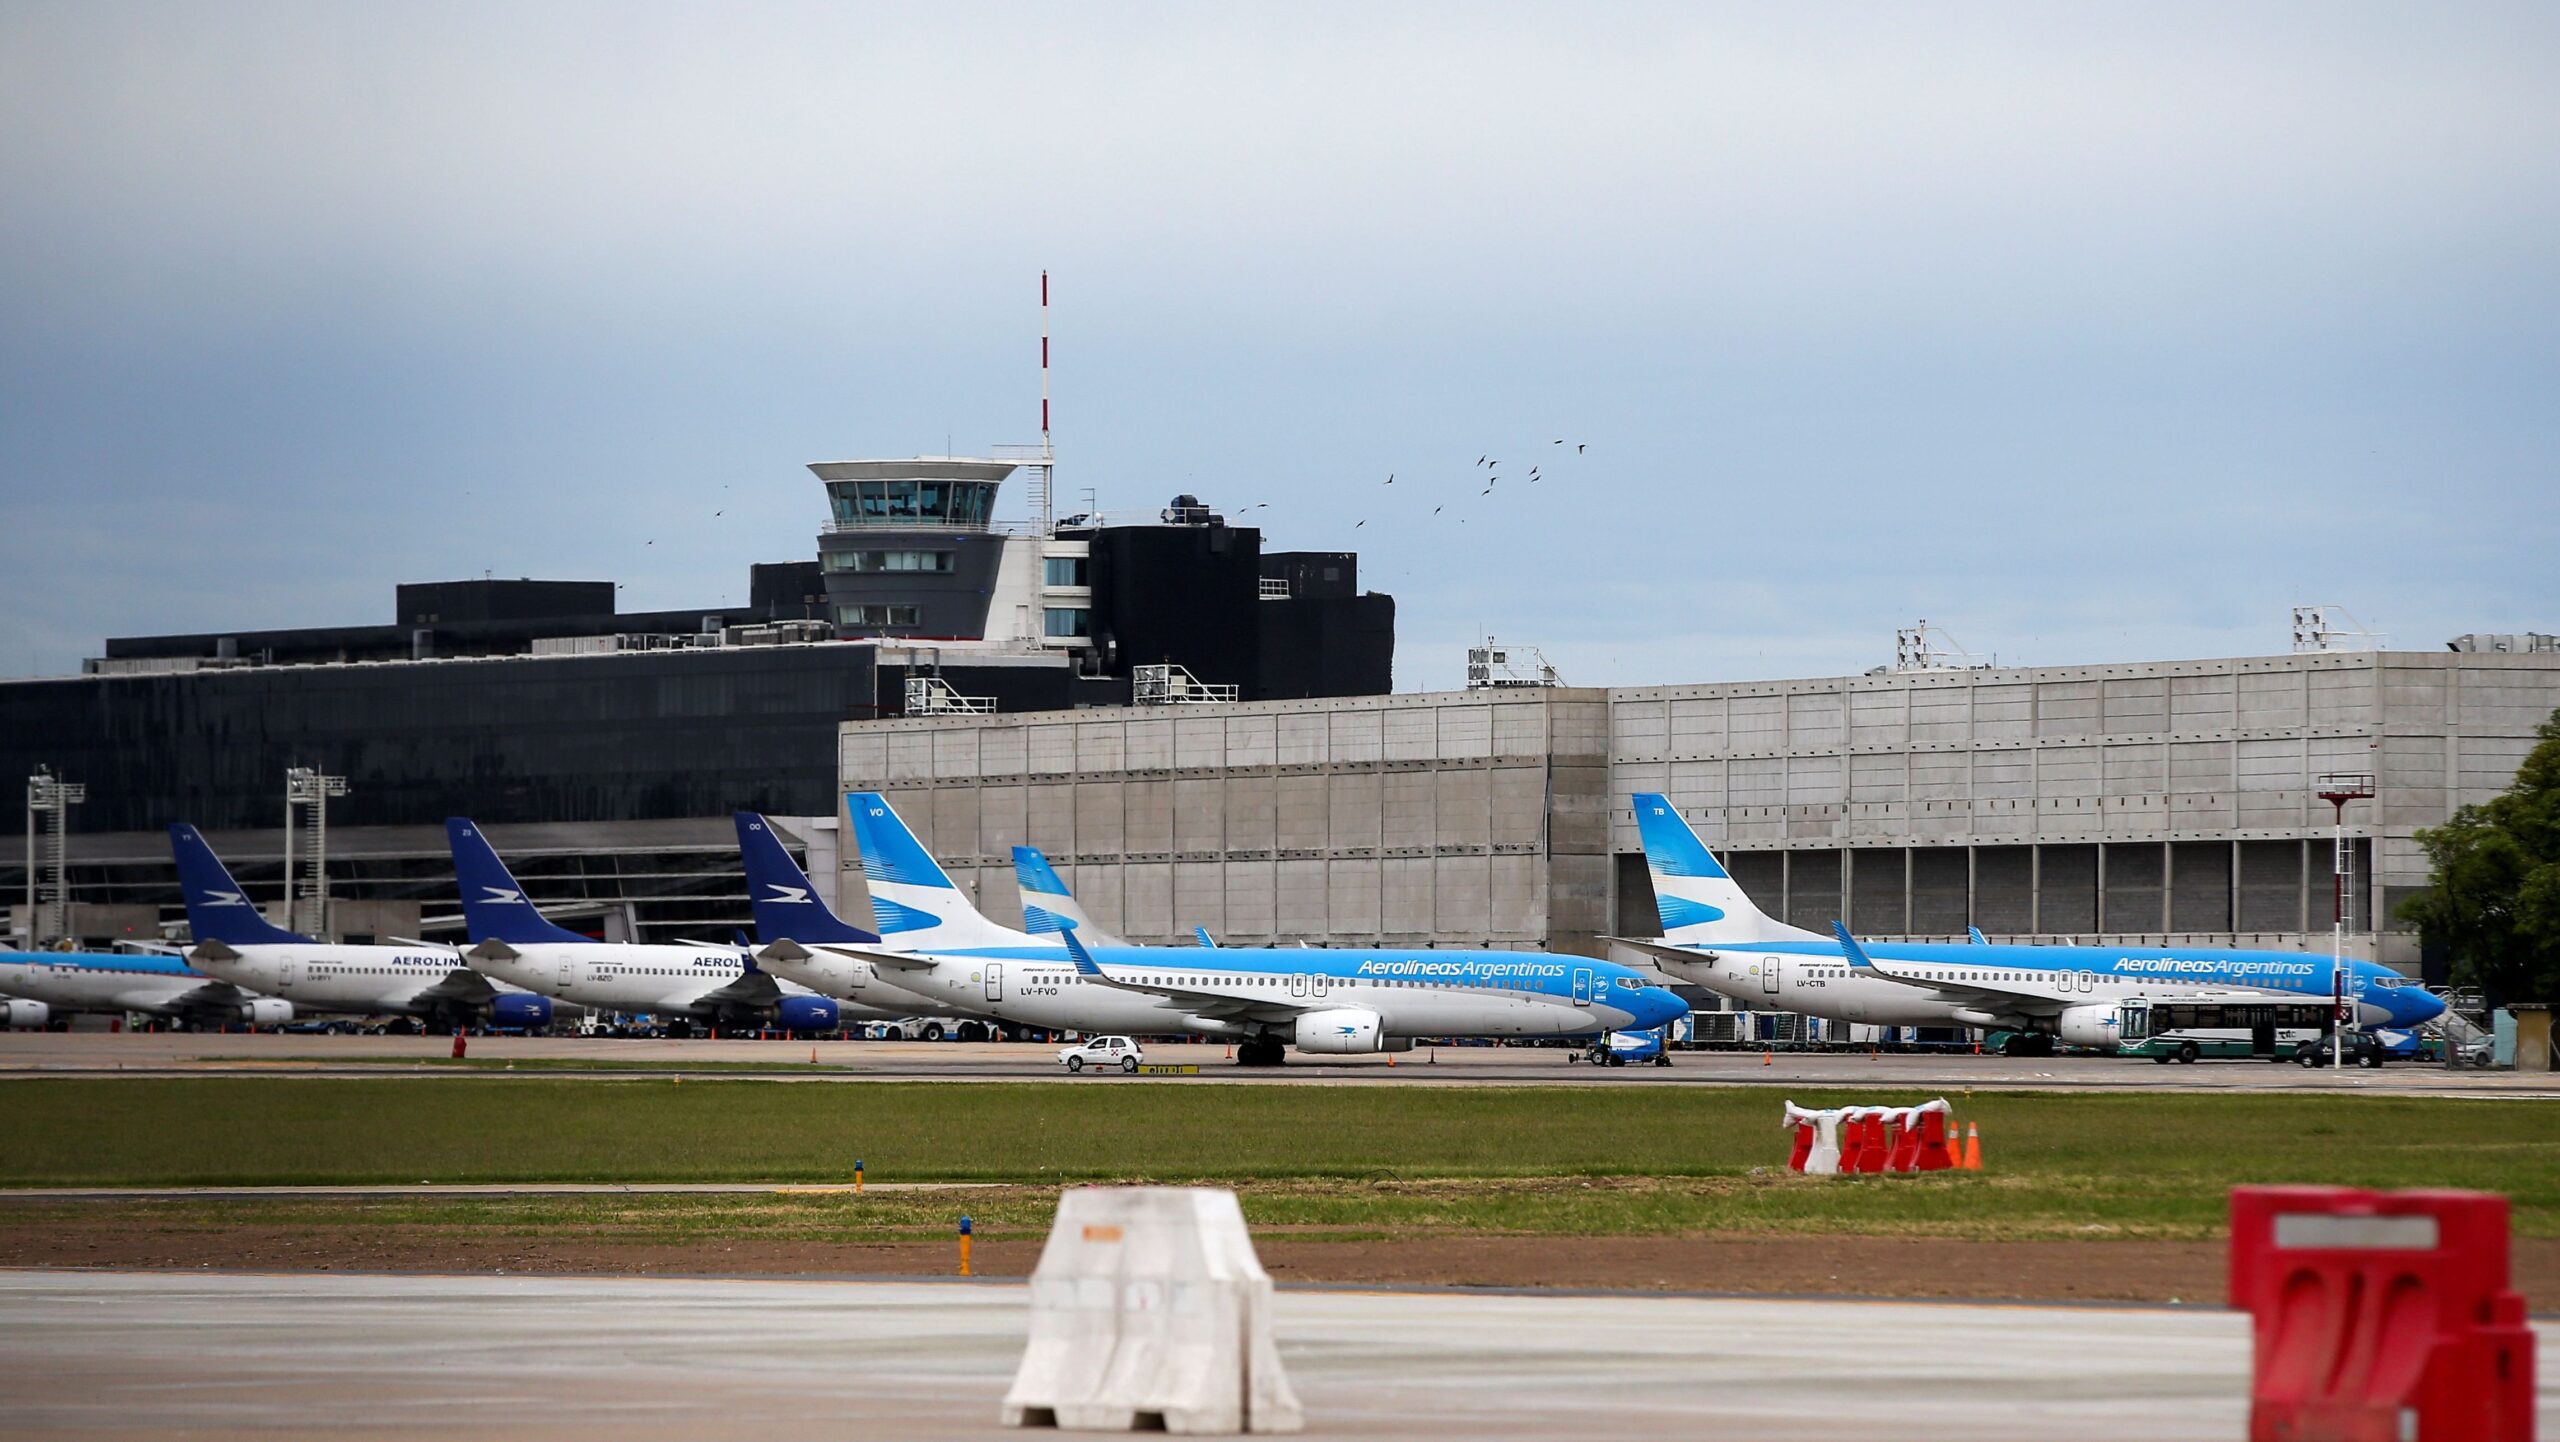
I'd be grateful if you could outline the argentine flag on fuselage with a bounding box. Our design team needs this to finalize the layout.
[845,791,1035,950]
[1630,794,1819,944]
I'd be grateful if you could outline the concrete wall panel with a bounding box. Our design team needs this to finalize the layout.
[1328,771,1382,851]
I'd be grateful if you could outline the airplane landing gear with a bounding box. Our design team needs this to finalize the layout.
[1234,1038,1286,1067]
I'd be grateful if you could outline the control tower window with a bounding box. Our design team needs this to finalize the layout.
[826,479,999,527]
[1043,557,1089,587]
[826,550,954,574]
[1043,607,1091,639]
[839,603,922,627]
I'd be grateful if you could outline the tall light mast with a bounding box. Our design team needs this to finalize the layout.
[23,767,84,947]
[2316,772,2375,1071]
[282,767,350,938]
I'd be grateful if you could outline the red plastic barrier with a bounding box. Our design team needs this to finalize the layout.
[1834,1113,1869,1173]
[1913,1109,1954,1172]
[1885,1111,1923,1174]
[1851,1112,1888,1175]
[1788,1122,1814,1173]
[2229,1186,2534,1442]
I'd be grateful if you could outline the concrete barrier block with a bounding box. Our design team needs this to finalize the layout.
[1003,1186,1303,1434]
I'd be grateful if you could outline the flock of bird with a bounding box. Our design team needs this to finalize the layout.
[1357,438,1587,529]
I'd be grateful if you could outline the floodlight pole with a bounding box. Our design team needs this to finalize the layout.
[2316,773,2375,1072]
[282,767,350,939]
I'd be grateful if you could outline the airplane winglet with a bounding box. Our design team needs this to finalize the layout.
[1829,920,1876,970]
[1058,922,1105,978]
[1968,926,1988,945]
[1193,926,1218,949]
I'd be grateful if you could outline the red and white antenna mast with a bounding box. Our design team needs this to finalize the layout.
[1033,270,1054,533]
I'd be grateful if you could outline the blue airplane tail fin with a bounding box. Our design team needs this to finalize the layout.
[844,792,1024,946]
[735,813,879,945]
[167,824,309,946]
[446,819,592,946]
[1011,845,1129,947]
[1629,794,1817,943]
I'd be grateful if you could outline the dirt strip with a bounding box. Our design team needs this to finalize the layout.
[9,1224,2557,1305]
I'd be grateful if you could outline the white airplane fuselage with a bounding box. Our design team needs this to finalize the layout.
[464,942,905,1023]
[187,943,489,1019]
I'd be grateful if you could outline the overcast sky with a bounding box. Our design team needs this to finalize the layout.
[3,2,2553,689]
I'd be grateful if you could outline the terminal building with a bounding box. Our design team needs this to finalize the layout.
[829,646,2560,982]
[0,453,1393,948]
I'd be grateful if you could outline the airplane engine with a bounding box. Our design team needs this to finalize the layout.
[2054,1002,2124,1049]
[776,996,841,1033]
[1291,1008,1385,1054]
[488,993,552,1030]
[240,998,295,1028]
[2,999,50,1029]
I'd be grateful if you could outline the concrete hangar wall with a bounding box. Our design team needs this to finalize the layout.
[840,650,2560,975]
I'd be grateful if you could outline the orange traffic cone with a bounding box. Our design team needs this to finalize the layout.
[1958,1122,1983,1171]
[1762,1050,1773,1067]
[1223,1044,1234,1059]
[810,1047,818,1064]
[1386,1052,1396,1067]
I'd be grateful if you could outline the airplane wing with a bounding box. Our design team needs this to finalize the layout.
[103,978,247,1018]
[411,966,501,1006]
[757,939,939,973]
[688,968,783,1009]
[1601,935,1721,973]
[1057,927,1309,1024]
[1828,923,2068,1015]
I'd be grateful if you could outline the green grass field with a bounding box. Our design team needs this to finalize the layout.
[8,1078,2557,1239]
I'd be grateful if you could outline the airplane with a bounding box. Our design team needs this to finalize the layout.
[444,818,887,1036]
[167,824,552,1033]
[0,947,293,1031]
[731,811,993,1024]
[1606,793,2448,1056]
[748,791,1688,1066]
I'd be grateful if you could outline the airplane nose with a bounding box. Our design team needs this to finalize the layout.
[2403,989,2447,1025]
[1642,988,1689,1029]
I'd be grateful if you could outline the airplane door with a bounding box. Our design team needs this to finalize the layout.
[277,957,300,989]
[1289,973,1308,998]
[1312,972,1330,998]
[1571,968,1594,1006]
[985,963,1004,1003]
[1761,958,1781,996]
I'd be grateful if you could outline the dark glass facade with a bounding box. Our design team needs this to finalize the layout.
[2,646,880,834]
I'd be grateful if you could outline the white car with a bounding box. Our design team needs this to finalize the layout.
[1059,1035,1143,1074]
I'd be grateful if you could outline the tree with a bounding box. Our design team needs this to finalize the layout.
[2399,708,2560,1005]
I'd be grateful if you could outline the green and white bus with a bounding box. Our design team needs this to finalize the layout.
[2117,998,2335,1064]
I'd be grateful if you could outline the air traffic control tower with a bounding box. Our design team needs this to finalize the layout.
[810,457,1039,645]
[808,455,1396,703]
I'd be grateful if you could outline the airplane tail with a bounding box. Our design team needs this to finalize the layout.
[735,813,880,946]
[1011,845,1129,947]
[1629,794,1817,943]
[445,819,592,946]
[167,824,310,946]
[844,792,1029,948]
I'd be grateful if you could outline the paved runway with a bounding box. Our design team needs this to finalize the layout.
[19,1269,2541,1441]
[5,1032,2546,1095]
